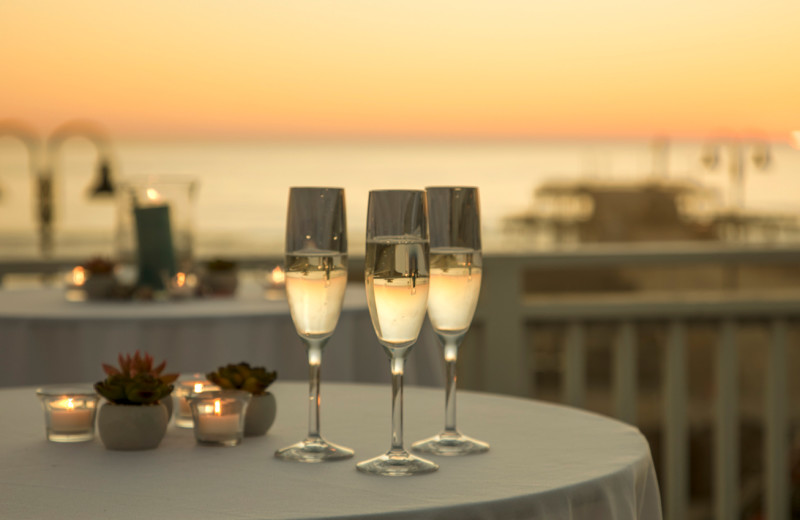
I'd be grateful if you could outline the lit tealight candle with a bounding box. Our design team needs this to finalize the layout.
[264,265,287,300]
[271,266,285,285]
[196,399,240,435]
[36,387,99,443]
[173,377,219,428]
[168,271,198,300]
[50,398,93,432]
[71,267,87,287]
[65,266,89,302]
[189,391,250,447]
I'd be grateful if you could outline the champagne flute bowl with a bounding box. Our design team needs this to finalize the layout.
[412,186,489,456]
[275,187,353,463]
[356,189,438,476]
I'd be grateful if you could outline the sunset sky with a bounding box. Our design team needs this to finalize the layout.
[1,0,798,140]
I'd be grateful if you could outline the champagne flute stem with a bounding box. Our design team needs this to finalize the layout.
[306,339,324,440]
[443,339,459,433]
[390,355,405,452]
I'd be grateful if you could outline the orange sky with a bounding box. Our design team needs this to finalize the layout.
[1,0,798,140]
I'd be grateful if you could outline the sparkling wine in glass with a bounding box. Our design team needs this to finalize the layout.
[275,187,353,463]
[411,186,489,456]
[356,190,438,476]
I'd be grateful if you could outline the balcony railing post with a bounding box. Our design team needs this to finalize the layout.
[614,320,637,425]
[766,318,789,520]
[563,321,586,407]
[716,319,740,520]
[479,257,530,396]
[664,319,688,520]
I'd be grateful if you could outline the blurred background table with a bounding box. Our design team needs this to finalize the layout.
[0,381,661,520]
[0,283,443,388]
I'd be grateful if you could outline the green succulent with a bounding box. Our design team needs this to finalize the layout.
[207,362,277,395]
[95,373,174,405]
[95,351,177,405]
[83,256,116,274]
[206,259,237,271]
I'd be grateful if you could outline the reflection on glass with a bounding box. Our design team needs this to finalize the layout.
[274,187,353,463]
[357,190,438,476]
[412,187,489,456]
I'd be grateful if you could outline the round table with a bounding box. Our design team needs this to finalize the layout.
[0,283,442,388]
[0,382,662,520]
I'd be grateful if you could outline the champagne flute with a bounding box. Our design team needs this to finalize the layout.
[275,187,353,462]
[412,186,489,456]
[356,190,438,476]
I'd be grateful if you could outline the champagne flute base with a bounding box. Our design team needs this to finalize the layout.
[275,437,354,463]
[356,449,438,476]
[411,432,489,456]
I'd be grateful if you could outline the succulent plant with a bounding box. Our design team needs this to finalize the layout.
[95,352,178,405]
[102,351,179,383]
[207,362,277,395]
[82,256,116,275]
[206,259,237,271]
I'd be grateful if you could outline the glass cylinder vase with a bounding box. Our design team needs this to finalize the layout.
[115,176,198,291]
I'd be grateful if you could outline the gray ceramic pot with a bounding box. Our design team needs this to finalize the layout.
[205,271,238,296]
[84,274,116,300]
[97,402,169,450]
[161,396,173,420]
[244,392,276,437]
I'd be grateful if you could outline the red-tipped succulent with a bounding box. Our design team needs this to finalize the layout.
[82,256,116,275]
[102,351,179,383]
[95,351,178,405]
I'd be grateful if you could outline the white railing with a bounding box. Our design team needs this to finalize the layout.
[471,244,800,520]
[2,243,797,518]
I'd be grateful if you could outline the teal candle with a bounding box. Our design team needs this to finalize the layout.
[134,203,177,290]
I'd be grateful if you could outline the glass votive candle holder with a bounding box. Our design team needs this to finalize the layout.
[263,265,286,300]
[36,386,99,443]
[173,375,220,428]
[167,271,199,300]
[64,266,88,302]
[188,390,251,447]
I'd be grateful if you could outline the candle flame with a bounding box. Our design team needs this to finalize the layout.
[66,398,75,411]
[271,266,285,285]
[72,267,86,286]
[146,188,161,202]
[176,272,186,287]
[214,399,221,415]
[194,383,204,393]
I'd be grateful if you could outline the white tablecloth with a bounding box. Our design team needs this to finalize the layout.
[0,284,443,388]
[0,382,661,520]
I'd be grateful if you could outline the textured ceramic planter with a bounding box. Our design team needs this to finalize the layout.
[84,274,116,300]
[161,396,173,420]
[244,392,276,437]
[205,271,238,296]
[97,402,168,450]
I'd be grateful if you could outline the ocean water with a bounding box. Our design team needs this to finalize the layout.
[1,138,799,258]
